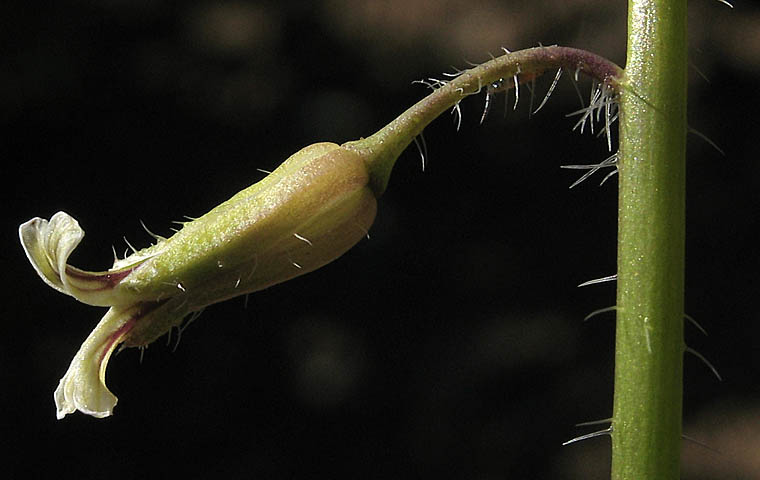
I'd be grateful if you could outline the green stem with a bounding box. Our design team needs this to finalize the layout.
[612,0,687,478]
[343,46,622,196]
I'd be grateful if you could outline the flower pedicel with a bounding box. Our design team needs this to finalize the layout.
[20,47,622,418]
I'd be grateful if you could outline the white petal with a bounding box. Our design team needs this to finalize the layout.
[54,306,137,419]
[19,212,145,306]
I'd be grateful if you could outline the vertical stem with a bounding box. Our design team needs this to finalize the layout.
[612,0,687,478]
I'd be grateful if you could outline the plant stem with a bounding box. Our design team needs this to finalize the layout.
[612,0,687,478]
[343,46,622,196]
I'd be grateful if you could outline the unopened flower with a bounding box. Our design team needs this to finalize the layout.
[23,46,614,420]
[21,142,377,418]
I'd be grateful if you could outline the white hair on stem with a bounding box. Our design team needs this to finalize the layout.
[562,426,613,446]
[480,92,493,124]
[681,434,721,453]
[599,168,618,186]
[575,418,612,427]
[512,73,520,110]
[123,236,138,254]
[564,79,619,143]
[688,126,725,156]
[172,309,204,353]
[561,152,619,189]
[293,232,313,246]
[526,76,536,117]
[451,101,463,131]
[412,134,428,171]
[533,68,563,115]
[140,219,166,242]
[577,274,617,287]
[583,305,618,322]
[569,73,585,107]
[684,313,708,336]
[685,346,722,381]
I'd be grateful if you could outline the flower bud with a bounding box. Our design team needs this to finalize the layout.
[20,142,377,418]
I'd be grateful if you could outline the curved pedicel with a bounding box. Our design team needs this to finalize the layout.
[21,46,621,418]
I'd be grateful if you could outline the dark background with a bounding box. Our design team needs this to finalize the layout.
[3,1,759,478]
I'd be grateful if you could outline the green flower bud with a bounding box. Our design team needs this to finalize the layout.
[20,142,377,418]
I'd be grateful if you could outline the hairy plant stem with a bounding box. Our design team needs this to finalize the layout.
[346,41,694,477]
[343,46,622,196]
[612,0,687,478]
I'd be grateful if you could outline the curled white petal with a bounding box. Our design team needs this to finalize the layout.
[20,212,84,296]
[19,212,148,306]
[54,307,137,419]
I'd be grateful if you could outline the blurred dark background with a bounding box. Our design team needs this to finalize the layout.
[2,1,759,478]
